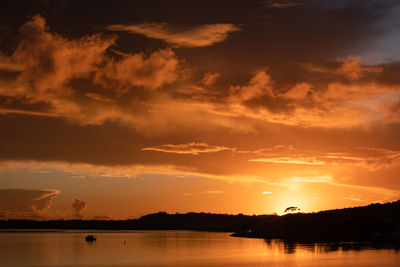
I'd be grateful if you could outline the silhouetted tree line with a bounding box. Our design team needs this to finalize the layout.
[233,201,400,241]
[1,200,400,242]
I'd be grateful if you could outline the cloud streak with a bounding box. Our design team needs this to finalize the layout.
[249,157,326,165]
[142,142,235,155]
[107,23,240,47]
[248,146,400,170]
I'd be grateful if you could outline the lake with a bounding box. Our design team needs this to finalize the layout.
[0,230,399,266]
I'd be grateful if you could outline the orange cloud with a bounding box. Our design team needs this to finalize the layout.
[338,56,363,80]
[202,72,221,86]
[229,70,273,102]
[142,142,235,155]
[285,83,311,99]
[0,15,185,129]
[94,48,180,91]
[337,56,382,80]
[223,65,400,128]
[2,14,182,101]
[107,23,240,47]
[13,14,115,97]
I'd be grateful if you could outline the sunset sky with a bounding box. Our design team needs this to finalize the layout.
[1,0,400,220]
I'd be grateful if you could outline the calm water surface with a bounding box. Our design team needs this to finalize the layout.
[0,230,399,266]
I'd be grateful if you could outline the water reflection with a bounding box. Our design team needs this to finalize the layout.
[0,230,399,266]
[263,238,400,254]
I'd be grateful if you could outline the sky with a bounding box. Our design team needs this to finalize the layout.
[0,0,400,220]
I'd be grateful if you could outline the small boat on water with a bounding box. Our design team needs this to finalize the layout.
[85,235,96,242]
